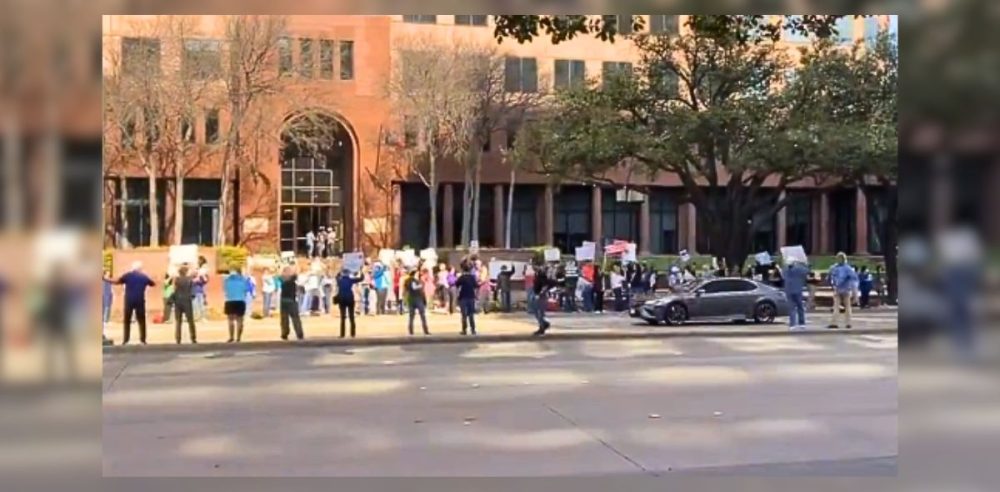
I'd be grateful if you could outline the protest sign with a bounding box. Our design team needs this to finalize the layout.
[280,251,296,265]
[754,252,773,265]
[488,260,527,280]
[575,241,596,261]
[780,245,808,265]
[378,248,395,265]
[168,244,199,266]
[398,249,418,268]
[543,248,561,262]
[342,252,364,273]
[623,243,637,263]
[419,248,438,263]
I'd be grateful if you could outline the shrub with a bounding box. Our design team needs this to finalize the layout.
[216,246,249,273]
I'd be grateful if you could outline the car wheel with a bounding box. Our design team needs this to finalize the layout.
[664,303,687,325]
[754,301,777,324]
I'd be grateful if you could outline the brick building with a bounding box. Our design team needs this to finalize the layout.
[101,15,896,257]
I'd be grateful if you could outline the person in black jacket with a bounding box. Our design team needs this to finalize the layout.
[172,266,197,344]
[497,265,513,313]
[455,264,479,335]
[279,266,304,340]
[532,264,554,336]
[592,265,605,314]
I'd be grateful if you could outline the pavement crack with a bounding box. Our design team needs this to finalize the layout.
[543,403,657,477]
[105,360,129,392]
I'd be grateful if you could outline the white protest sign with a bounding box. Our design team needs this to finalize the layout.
[623,243,637,263]
[398,249,418,268]
[754,251,773,265]
[342,252,364,273]
[419,248,438,263]
[280,251,296,265]
[575,241,596,261]
[488,260,527,280]
[168,244,199,266]
[780,245,809,265]
[543,248,561,262]
[378,248,395,265]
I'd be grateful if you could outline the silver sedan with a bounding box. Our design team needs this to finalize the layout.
[630,278,790,325]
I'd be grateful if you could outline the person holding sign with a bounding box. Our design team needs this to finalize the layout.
[455,263,479,335]
[782,260,810,331]
[278,266,304,340]
[335,268,363,338]
[405,267,431,336]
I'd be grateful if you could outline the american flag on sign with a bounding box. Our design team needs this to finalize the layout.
[604,240,629,255]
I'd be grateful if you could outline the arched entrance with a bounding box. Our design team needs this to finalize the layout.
[278,111,355,255]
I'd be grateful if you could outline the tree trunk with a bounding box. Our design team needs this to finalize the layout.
[217,122,240,247]
[147,164,160,247]
[460,150,473,247]
[428,150,438,248]
[505,167,515,249]
[471,152,482,242]
[174,172,184,245]
[120,178,129,248]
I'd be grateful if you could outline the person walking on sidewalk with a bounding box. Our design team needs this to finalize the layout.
[279,266,304,340]
[532,264,554,336]
[498,264,514,313]
[223,265,250,343]
[783,261,810,331]
[406,268,430,335]
[261,267,276,318]
[592,264,605,313]
[828,253,859,329]
[172,265,197,344]
[116,261,155,345]
[336,268,363,338]
[455,263,479,335]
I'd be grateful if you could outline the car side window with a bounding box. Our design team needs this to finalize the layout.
[705,280,755,293]
[735,280,758,292]
[701,281,724,294]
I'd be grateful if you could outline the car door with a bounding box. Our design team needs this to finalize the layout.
[720,279,759,317]
[688,280,730,318]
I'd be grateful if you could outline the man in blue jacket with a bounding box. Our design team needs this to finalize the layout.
[782,260,811,331]
[117,261,155,345]
[828,252,859,329]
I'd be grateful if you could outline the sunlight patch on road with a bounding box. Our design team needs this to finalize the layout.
[310,346,422,367]
[273,379,406,396]
[433,427,593,451]
[633,366,752,386]
[126,355,279,376]
[460,342,557,360]
[178,435,241,458]
[581,339,683,359]
[731,418,829,439]
[629,424,732,448]
[709,338,826,353]
[843,335,898,350]
[760,363,894,381]
[104,386,239,406]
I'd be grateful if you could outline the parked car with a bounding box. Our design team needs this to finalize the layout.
[630,278,790,325]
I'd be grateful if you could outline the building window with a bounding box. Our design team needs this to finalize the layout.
[554,59,586,90]
[182,38,221,79]
[867,188,890,254]
[180,113,195,143]
[339,40,354,80]
[277,37,293,76]
[783,15,810,43]
[299,38,314,78]
[751,207,777,255]
[505,126,517,150]
[205,108,220,144]
[601,61,632,88]
[319,40,334,79]
[181,179,221,246]
[650,189,679,254]
[554,186,592,252]
[649,15,679,35]
[121,37,161,76]
[509,186,539,247]
[834,17,855,43]
[602,188,641,244]
[114,177,167,248]
[602,15,634,35]
[504,56,537,93]
[785,192,812,254]
[455,15,488,26]
[831,189,857,254]
[403,15,437,24]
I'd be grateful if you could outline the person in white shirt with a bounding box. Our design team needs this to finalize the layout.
[261,267,276,317]
[300,265,322,315]
[610,265,626,311]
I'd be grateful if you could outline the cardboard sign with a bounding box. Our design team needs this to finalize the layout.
[623,243,637,263]
[342,252,364,273]
[168,244,199,266]
[488,260,527,281]
[575,241,596,261]
[754,252,773,265]
[378,249,395,265]
[543,248,561,262]
[780,245,808,265]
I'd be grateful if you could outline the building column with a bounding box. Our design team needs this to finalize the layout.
[679,202,697,253]
[776,191,787,248]
[639,192,651,255]
[442,183,455,247]
[542,184,555,246]
[493,184,504,248]
[391,183,402,248]
[817,192,831,254]
[855,187,869,255]
[591,186,602,243]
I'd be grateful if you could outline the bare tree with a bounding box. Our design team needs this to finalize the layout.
[386,35,480,248]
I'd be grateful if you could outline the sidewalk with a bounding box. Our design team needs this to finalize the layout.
[103,308,897,353]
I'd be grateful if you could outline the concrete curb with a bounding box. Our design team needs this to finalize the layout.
[103,326,898,355]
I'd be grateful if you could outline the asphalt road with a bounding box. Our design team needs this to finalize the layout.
[103,333,898,476]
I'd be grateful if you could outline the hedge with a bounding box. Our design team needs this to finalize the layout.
[216,246,250,273]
